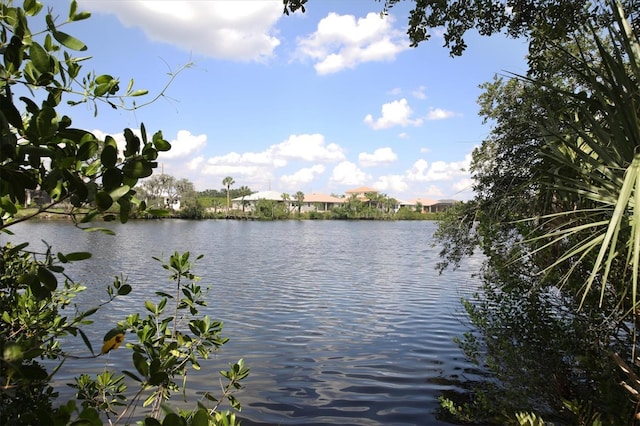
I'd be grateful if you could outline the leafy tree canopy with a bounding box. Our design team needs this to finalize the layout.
[0,2,248,424]
[284,0,639,58]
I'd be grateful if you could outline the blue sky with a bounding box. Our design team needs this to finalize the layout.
[58,1,529,200]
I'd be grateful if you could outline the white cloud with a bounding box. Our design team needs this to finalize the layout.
[373,175,408,193]
[280,165,326,190]
[452,178,473,192]
[426,107,458,120]
[186,156,204,171]
[406,154,471,182]
[424,185,445,197]
[91,128,206,161]
[412,86,427,99]
[296,12,409,74]
[270,134,345,162]
[193,133,344,190]
[364,98,423,130]
[398,132,409,139]
[358,147,397,167]
[159,130,207,159]
[329,161,371,186]
[420,147,431,153]
[84,1,282,61]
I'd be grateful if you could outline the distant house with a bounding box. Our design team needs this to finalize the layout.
[344,186,379,200]
[300,193,345,213]
[231,190,292,212]
[429,199,458,212]
[24,189,52,207]
[400,198,458,213]
[162,193,181,210]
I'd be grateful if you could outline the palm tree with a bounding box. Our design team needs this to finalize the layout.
[281,193,291,216]
[524,3,640,312]
[234,186,251,212]
[222,176,235,215]
[294,191,305,216]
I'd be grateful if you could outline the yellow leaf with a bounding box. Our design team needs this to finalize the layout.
[101,329,125,355]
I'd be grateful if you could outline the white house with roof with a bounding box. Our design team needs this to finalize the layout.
[399,198,458,213]
[231,190,292,212]
[300,193,345,213]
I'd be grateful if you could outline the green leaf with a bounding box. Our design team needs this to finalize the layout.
[0,94,24,130]
[64,252,92,261]
[0,195,18,215]
[95,191,113,210]
[122,159,153,179]
[24,0,43,16]
[109,185,131,201]
[124,128,140,156]
[122,370,142,383]
[29,42,50,73]
[35,106,57,139]
[69,0,77,19]
[37,266,57,291]
[77,138,98,161]
[93,82,111,97]
[101,144,118,168]
[73,407,101,426]
[191,409,209,426]
[81,227,116,235]
[152,131,171,151]
[117,284,132,295]
[52,29,87,51]
[77,328,95,356]
[148,371,168,386]
[71,11,91,21]
[3,342,24,363]
[102,167,122,190]
[161,413,183,426]
[133,352,149,377]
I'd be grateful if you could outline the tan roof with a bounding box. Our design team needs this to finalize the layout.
[403,198,438,206]
[303,193,345,203]
[345,186,378,194]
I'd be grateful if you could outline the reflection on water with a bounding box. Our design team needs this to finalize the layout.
[4,220,483,425]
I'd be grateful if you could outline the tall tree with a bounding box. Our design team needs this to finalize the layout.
[0,2,247,425]
[435,3,640,423]
[284,0,638,59]
[281,193,291,216]
[222,176,235,214]
[237,185,253,212]
[294,191,305,215]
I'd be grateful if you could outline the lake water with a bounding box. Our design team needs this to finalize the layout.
[4,220,483,425]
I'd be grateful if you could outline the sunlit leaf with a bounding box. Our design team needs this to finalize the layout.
[52,30,87,51]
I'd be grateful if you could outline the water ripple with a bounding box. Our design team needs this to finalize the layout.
[5,220,482,425]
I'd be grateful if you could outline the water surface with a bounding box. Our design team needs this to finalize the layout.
[5,220,482,425]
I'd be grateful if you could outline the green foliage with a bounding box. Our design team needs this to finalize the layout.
[71,252,249,425]
[435,1,640,423]
[222,177,235,213]
[0,242,100,425]
[253,198,288,220]
[0,0,171,229]
[286,0,638,56]
[0,3,246,425]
